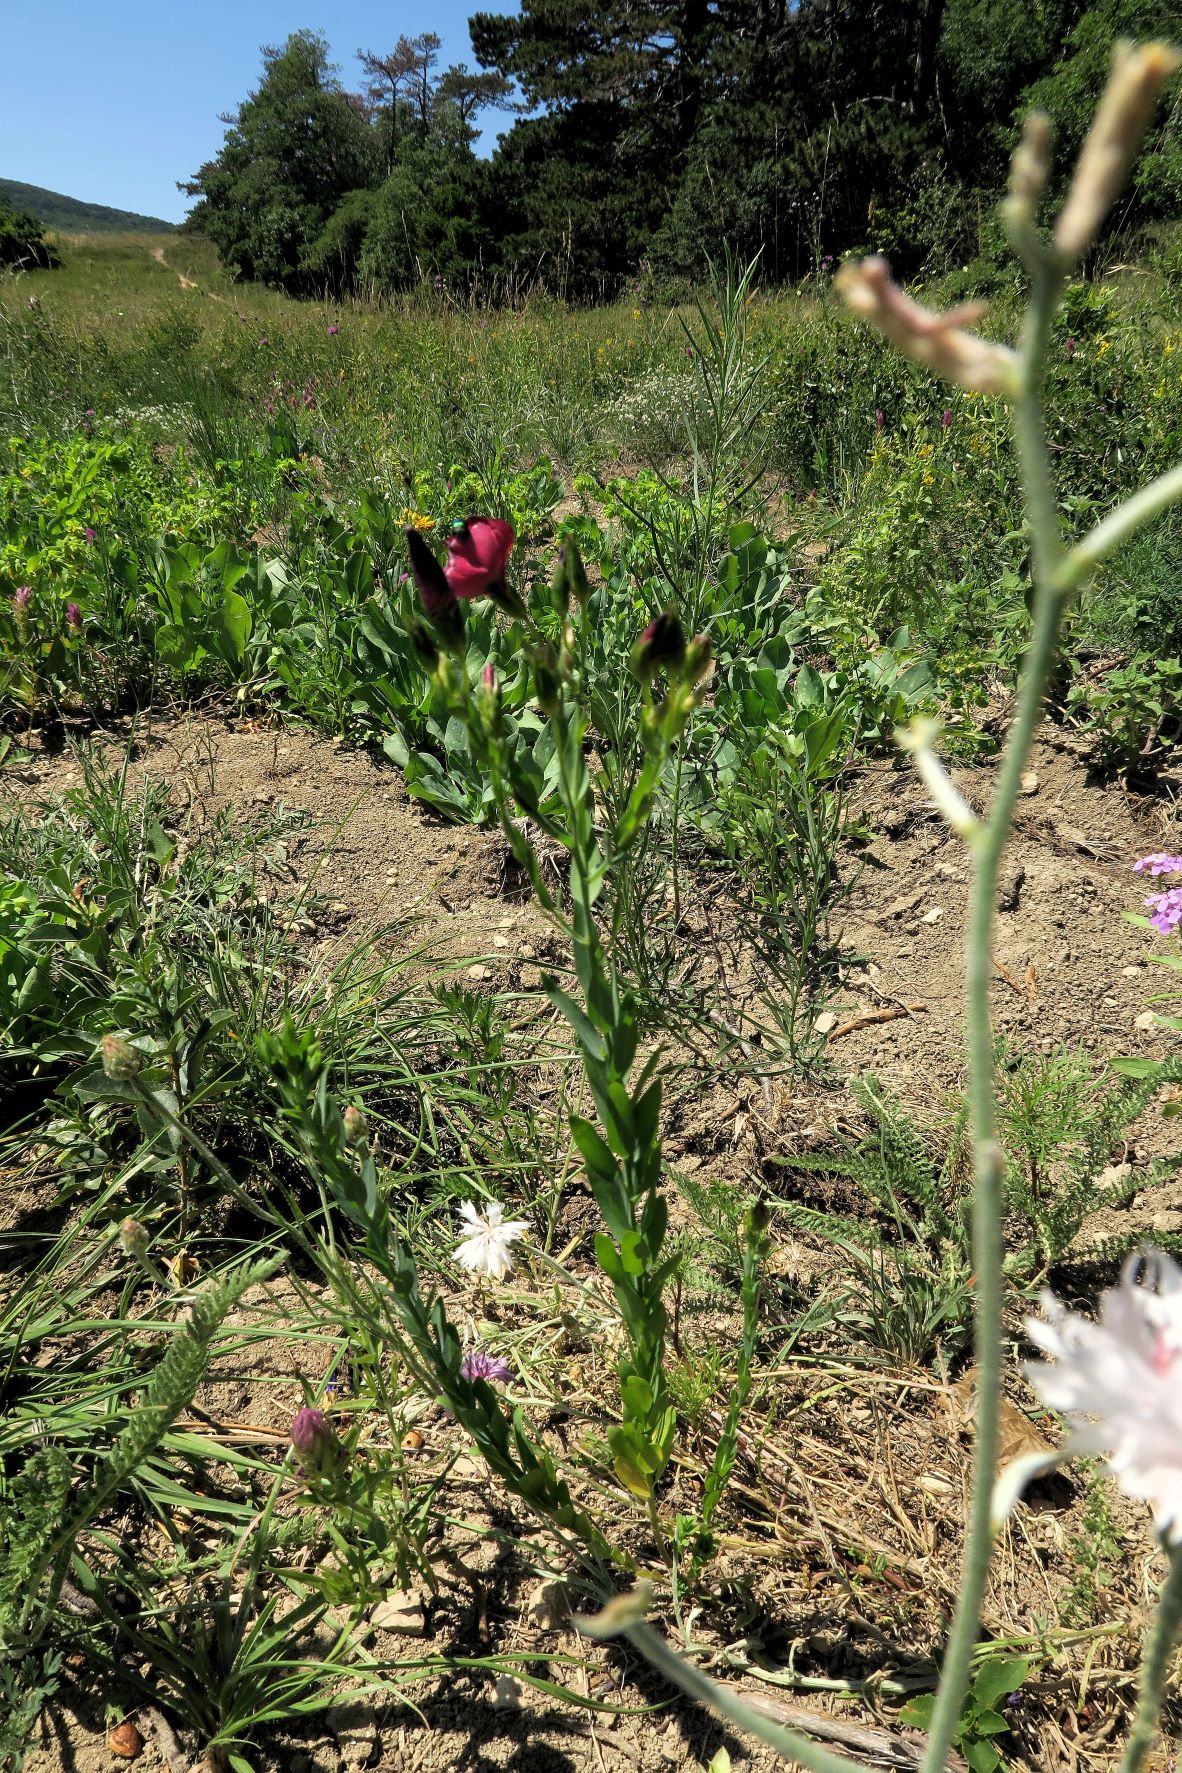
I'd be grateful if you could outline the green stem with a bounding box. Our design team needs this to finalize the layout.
[1057,458,1182,592]
[1118,1542,1182,1773]
[623,1619,857,1773]
[919,257,1066,1773]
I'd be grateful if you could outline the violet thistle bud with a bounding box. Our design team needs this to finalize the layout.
[100,1033,141,1080]
[633,610,687,682]
[65,601,83,632]
[1054,41,1182,263]
[118,1217,150,1261]
[290,1405,338,1476]
[342,1103,367,1147]
[460,1349,513,1384]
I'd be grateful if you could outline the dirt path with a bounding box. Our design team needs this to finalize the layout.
[151,242,198,291]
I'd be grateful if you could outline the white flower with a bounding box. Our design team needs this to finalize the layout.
[1026,1250,1182,1542]
[454,1200,529,1281]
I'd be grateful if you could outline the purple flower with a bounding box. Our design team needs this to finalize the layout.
[64,601,82,630]
[290,1405,338,1475]
[875,408,885,430]
[328,324,340,336]
[259,335,270,346]
[84,526,97,543]
[1146,887,1182,936]
[13,585,32,610]
[941,407,952,427]
[460,1350,512,1384]
[685,344,694,360]
[1135,853,1182,877]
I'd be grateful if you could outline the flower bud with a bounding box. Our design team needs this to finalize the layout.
[836,257,1017,396]
[342,1103,367,1147]
[1004,110,1053,234]
[64,601,83,632]
[290,1405,339,1476]
[551,539,591,614]
[433,651,462,704]
[1054,42,1182,263]
[531,645,562,716]
[100,1034,140,1080]
[12,585,31,639]
[408,618,439,670]
[633,610,687,682]
[683,633,713,687]
[406,526,454,621]
[118,1217,149,1260]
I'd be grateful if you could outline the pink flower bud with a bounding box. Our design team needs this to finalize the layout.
[290,1406,338,1475]
[119,1217,149,1260]
[13,585,32,611]
[444,518,515,601]
[342,1103,367,1146]
[84,527,98,543]
[633,610,687,681]
[941,408,952,427]
[100,1034,140,1080]
[482,662,497,691]
[65,602,83,631]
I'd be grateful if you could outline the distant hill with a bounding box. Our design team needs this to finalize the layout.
[0,179,175,234]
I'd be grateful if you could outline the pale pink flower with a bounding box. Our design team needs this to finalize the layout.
[1026,1251,1182,1542]
[454,1200,529,1281]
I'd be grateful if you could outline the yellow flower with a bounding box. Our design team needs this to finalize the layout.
[632,308,641,320]
[402,509,435,532]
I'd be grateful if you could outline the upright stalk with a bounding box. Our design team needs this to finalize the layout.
[919,257,1066,1773]
[1117,1543,1182,1773]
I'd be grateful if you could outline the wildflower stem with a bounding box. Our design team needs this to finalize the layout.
[1118,1542,1182,1773]
[919,256,1066,1773]
[620,1618,857,1773]
[1056,457,1182,593]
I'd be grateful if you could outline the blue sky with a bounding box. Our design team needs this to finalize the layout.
[1,1,518,224]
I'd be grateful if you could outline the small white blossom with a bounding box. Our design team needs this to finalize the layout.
[1026,1250,1182,1542]
[454,1200,529,1281]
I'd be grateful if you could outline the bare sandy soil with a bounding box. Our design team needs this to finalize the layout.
[10,711,1182,1773]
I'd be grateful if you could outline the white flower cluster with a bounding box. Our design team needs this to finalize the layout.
[1027,1250,1182,1542]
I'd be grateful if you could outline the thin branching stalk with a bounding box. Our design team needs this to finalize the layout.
[919,253,1068,1773]
[1117,1542,1182,1773]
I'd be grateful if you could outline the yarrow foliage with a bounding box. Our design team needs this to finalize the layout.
[1027,1251,1182,1542]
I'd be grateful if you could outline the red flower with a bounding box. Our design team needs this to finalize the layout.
[445,518,514,600]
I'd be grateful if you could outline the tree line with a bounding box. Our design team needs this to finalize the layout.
[182,1,1182,300]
